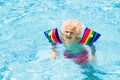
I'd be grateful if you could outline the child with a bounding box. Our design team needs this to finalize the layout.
[50,19,96,64]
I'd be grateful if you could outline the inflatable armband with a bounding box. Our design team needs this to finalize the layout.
[79,27,101,46]
[44,28,62,45]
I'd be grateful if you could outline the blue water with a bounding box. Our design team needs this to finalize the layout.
[0,0,120,80]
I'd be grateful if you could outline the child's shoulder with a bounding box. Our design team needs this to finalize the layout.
[61,36,65,42]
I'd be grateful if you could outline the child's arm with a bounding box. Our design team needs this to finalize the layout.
[50,30,63,59]
[50,45,58,59]
[90,45,96,62]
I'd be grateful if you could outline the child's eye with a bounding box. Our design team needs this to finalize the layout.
[65,31,68,33]
[70,32,74,34]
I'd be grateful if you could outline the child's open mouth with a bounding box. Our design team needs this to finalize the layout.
[66,36,72,39]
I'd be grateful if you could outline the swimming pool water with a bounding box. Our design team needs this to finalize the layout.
[0,0,120,80]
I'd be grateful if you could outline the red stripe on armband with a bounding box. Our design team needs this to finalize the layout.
[80,27,91,44]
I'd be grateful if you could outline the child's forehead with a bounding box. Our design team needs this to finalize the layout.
[64,25,77,31]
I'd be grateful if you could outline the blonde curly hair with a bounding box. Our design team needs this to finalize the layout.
[62,19,83,36]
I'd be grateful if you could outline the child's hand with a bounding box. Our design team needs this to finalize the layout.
[90,45,96,62]
[51,52,58,59]
[89,55,95,62]
[50,45,57,59]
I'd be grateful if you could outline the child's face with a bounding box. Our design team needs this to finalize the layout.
[63,27,78,40]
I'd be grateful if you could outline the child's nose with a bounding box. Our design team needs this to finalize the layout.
[67,32,71,36]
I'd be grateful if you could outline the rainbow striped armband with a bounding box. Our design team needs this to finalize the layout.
[79,27,101,46]
[44,28,62,45]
